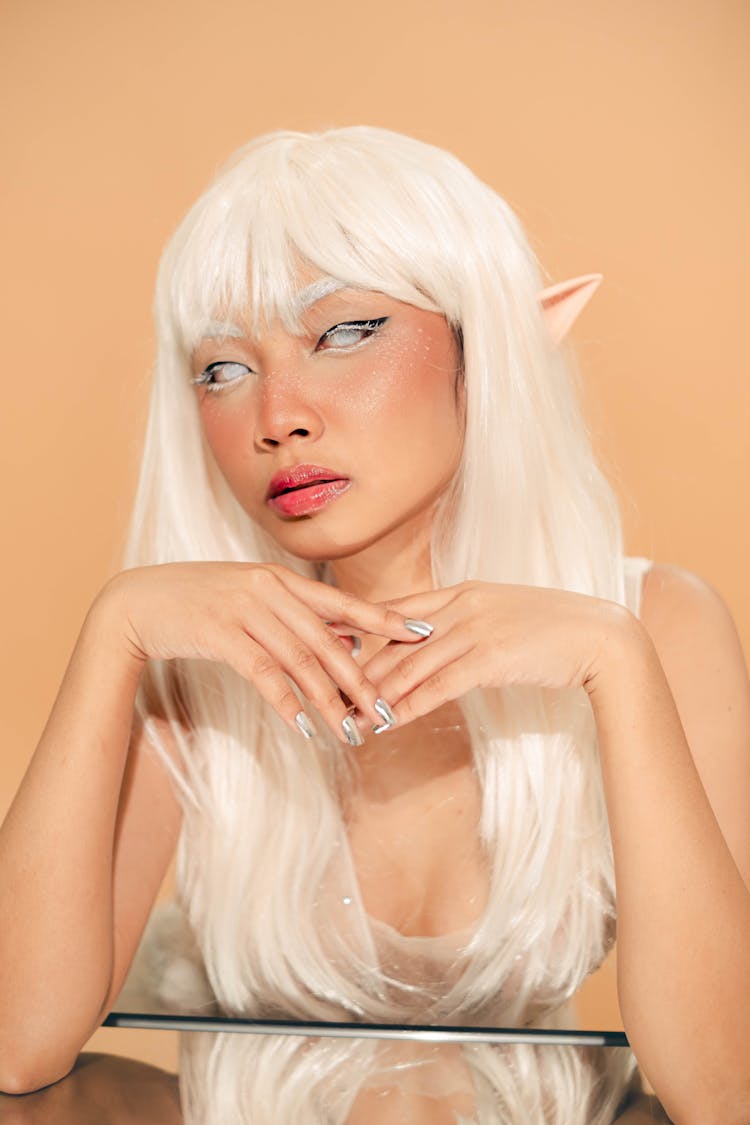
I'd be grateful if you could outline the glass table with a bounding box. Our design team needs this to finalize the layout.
[0,1014,672,1122]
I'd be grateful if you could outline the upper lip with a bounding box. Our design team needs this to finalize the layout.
[266,464,349,500]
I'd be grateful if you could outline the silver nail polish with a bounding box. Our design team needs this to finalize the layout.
[374,698,397,727]
[295,711,316,740]
[342,715,365,747]
[372,721,391,735]
[404,618,434,638]
[350,635,362,656]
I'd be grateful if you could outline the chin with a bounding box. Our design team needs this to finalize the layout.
[262,518,389,565]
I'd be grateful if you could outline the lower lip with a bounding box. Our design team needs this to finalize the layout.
[267,479,352,517]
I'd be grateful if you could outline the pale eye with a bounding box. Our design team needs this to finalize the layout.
[318,317,388,350]
[192,360,251,392]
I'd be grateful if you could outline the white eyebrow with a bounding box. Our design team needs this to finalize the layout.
[293,277,347,313]
[196,278,349,342]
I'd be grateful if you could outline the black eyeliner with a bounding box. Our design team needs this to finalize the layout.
[320,316,388,342]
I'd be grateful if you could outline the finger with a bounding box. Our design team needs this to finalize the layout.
[240,610,371,745]
[377,587,463,619]
[359,638,426,684]
[266,601,391,732]
[221,632,323,739]
[376,650,483,728]
[359,598,463,684]
[367,631,475,715]
[271,568,436,644]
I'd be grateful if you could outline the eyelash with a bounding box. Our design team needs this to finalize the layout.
[319,317,388,348]
[192,317,388,393]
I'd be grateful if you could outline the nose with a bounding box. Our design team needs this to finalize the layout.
[253,374,324,451]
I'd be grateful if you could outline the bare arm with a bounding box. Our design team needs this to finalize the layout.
[361,566,750,1123]
[0,562,426,1094]
[0,594,181,1094]
[586,565,750,1125]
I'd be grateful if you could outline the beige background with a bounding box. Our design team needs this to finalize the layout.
[1,0,747,1076]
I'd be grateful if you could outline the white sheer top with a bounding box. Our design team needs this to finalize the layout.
[324,556,653,1025]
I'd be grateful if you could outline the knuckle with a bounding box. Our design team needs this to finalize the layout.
[424,669,445,694]
[249,653,279,680]
[290,643,317,671]
[276,686,301,714]
[247,565,280,592]
[349,669,370,695]
[396,652,417,681]
[320,626,346,652]
[460,585,483,612]
[314,686,345,713]
[334,591,359,619]
[607,601,635,629]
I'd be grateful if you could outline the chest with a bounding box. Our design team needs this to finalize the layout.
[343,701,490,937]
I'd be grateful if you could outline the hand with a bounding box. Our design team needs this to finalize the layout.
[95,563,431,745]
[360,581,635,729]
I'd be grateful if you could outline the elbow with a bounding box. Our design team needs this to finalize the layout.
[0,1034,80,1096]
[0,982,112,1095]
[0,1059,78,1097]
[0,1060,78,1097]
[0,1064,74,1097]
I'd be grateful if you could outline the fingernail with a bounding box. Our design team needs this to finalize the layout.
[295,711,316,740]
[374,698,397,727]
[404,619,434,638]
[372,721,391,735]
[342,714,365,747]
[350,635,362,656]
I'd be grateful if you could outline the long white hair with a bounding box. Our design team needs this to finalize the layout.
[124,126,626,1026]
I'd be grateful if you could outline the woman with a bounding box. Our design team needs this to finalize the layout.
[1,127,748,1121]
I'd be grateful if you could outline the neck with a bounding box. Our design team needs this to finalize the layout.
[329,510,436,602]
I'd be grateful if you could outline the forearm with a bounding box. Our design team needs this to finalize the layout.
[586,618,750,1124]
[0,591,146,1088]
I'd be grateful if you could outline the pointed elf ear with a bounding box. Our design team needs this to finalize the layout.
[538,274,603,345]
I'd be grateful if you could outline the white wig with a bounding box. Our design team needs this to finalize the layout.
[124,127,627,1031]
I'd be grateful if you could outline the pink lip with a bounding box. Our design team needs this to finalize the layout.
[266,464,352,518]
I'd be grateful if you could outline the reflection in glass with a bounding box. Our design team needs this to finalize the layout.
[0,1041,650,1124]
[180,1034,640,1123]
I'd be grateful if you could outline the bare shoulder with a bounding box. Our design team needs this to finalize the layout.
[638,562,745,685]
[638,561,750,884]
[639,559,750,721]
[641,561,739,635]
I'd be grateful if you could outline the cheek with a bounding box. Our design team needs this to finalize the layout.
[349,330,459,433]
[199,398,253,484]
[327,362,400,428]
[380,330,462,442]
